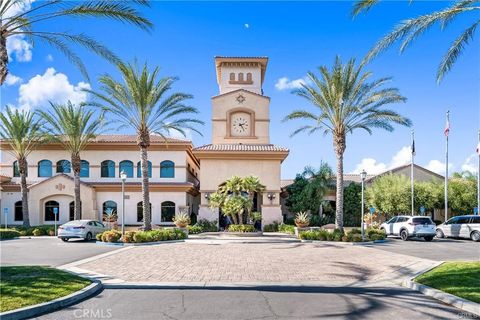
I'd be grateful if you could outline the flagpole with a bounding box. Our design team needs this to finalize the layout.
[444,110,450,222]
[411,129,415,216]
[477,130,479,215]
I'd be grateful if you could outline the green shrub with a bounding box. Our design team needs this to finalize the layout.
[370,233,385,241]
[0,229,20,239]
[228,224,256,233]
[332,229,344,241]
[366,228,386,240]
[133,229,187,243]
[348,228,362,235]
[32,228,46,236]
[196,219,218,232]
[298,229,331,241]
[122,231,136,243]
[101,230,122,243]
[263,223,279,232]
[96,232,104,241]
[278,224,295,235]
[187,225,203,234]
[351,234,364,242]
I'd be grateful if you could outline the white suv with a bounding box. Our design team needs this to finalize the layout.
[380,215,436,241]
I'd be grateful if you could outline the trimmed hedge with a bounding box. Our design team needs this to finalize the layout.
[96,229,187,243]
[10,225,55,236]
[0,229,20,239]
[299,227,385,242]
[228,224,256,233]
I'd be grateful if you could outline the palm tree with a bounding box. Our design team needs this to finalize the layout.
[85,61,204,231]
[242,175,265,223]
[352,0,480,82]
[0,106,44,227]
[283,56,411,231]
[301,163,334,215]
[0,0,152,85]
[37,102,106,220]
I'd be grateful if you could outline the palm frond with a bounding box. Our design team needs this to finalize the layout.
[437,19,480,82]
[352,0,380,17]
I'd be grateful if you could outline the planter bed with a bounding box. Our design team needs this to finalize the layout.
[217,231,263,237]
[96,239,186,246]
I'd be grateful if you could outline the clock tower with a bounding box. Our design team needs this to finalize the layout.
[211,56,270,145]
[193,56,289,228]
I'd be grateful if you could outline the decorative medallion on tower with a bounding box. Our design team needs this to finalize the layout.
[236,94,246,104]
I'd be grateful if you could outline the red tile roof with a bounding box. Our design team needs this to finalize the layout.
[193,144,289,152]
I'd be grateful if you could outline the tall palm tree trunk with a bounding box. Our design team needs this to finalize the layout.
[141,146,151,231]
[19,158,30,228]
[72,155,82,220]
[230,214,238,225]
[334,133,346,231]
[0,32,8,85]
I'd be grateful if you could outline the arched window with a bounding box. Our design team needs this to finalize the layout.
[137,161,152,178]
[238,73,244,82]
[80,160,89,178]
[45,200,59,221]
[160,160,175,178]
[69,201,82,220]
[38,160,52,177]
[102,201,117,222]
[101,160,115,178]
[56,160,71,173]
[15,201,23,221]
[229,72,235,81]
[119,160,134,178]
[161,201,176,222]
[137,201,152,222]
[247,73,252,82]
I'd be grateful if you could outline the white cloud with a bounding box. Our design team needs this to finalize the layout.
[352,158,387,175]
[275,77,310,91]
[4,73,22,86]
[18,68,90,110]
[6,35,32,62]
[46,54,54,62]
[3,0,33,18]
[390,146,412,168]
[244,23,250,29]
[425,160,453,175]
[461,154,478,174]
[167,128,192,141]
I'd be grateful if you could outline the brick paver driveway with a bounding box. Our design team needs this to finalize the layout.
[76,241,433,284]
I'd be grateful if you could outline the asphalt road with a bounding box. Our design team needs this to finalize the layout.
[371,237,480,261]
[35,286,465,320]
[0,237,120,266]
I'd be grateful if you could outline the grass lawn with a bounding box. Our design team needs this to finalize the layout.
[0,266,91,312]
[415,261,480,303]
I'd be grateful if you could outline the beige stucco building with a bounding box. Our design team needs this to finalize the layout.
[0,56,288,228]
[0,135,200,226]
[193,56,289,226]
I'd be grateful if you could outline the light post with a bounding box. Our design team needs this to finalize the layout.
[360,169,367,241]
[120,171,127,237]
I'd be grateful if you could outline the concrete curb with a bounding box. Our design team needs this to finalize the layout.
[95,239,185,247]
[299,239,390,246]
[0,280,102,320]
[402,263,480,317]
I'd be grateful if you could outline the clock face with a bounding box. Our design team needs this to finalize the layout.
[231,113,251,136]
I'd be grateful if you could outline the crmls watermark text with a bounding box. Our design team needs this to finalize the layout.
[73,308,112,319]
[458,312,479,319]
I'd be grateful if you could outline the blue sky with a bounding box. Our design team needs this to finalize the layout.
[1,1,479,179]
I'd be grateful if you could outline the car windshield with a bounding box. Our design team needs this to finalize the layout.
[412,217,432,224]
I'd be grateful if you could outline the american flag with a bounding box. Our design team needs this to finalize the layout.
[444,115,450,137]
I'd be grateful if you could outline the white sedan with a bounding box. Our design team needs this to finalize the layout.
[58,220,107,242]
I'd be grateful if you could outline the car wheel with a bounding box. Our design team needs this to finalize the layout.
[471,231,480,242]
[400,230,409,241]
[424,236,434,242]
[436,229,445,238]
[85,232,92,241]
[61,238,69,242]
